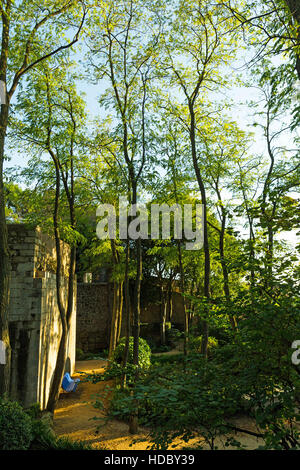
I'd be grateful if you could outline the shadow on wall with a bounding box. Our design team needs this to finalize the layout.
[65,357,71,374]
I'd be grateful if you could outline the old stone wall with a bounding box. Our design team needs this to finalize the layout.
[141,291,185,325]
[76,282,185,352]
[8,224,76,410]
[76,283,113,353]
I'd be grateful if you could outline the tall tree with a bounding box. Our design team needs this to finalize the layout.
[159,0,239,356]
[0,0,86,397]
[11,62,87,412]
[88,0,161,432]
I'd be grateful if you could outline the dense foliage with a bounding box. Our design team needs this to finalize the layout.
[104,284,300,449]
[0,400,91,450]
[0,399,33,450]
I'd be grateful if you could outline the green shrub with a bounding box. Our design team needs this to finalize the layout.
[25,402,42,420]
[112,336,151,371]
[0,399,92,451]
[104,337,151,385]
[0,399,33,450]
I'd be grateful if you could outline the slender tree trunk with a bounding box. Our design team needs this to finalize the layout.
[46,157,77,413]
[170,157,189,354]
[168,281,173,322]
[283,0,300,79]
[189,105,210,357]
[0,106,11,395]
[109,281,119,359]
[121,238,131,388]
[215,190,237,330]
[160,286,167,346]
[219,226,237,330]
[0,2,12,398]
[47,233,76,413]
[46,321,68,413]
[108,280,123,358]
[177,241,188,356]
[108,240,119,359]
[129,235,142,434]
[108,239,123,358]
[239,170,256,290]
[46,163,65,413]
[117,281,123,344]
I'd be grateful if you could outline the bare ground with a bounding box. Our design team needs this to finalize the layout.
[53,359,264,450]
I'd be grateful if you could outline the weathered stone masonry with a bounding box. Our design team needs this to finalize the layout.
[8,224,76,410]
[76,282,113,353]
[76,281,186,353]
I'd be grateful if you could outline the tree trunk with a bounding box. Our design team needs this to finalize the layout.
[177,241,188,356]
[168,281,173,322]
[132,236,142,372]
[109,239,124,358]
[46,323,68,413]
[216,196,237,330]
[46,159,76,413]
[0,102,11,397]
[129,234,142,435]
[160,286,167,346]
[189,105,210,358]
[0,3,12,396]
[109,281,123,359]
[117,282,123,344]
[121,238,131,388]
[283,0,300,79]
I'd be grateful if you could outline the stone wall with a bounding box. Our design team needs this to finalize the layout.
[141,291,185,325]
[76,282,185,353]
[76,283,113,353]
[8,224,76,410]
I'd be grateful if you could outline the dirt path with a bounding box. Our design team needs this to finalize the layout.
[53,360,264,450]
[53,360,151,450]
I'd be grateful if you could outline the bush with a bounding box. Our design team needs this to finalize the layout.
[0,399,33,450]
[0,400,92,451]
[103,337,152,385]
[112,336,151,371]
